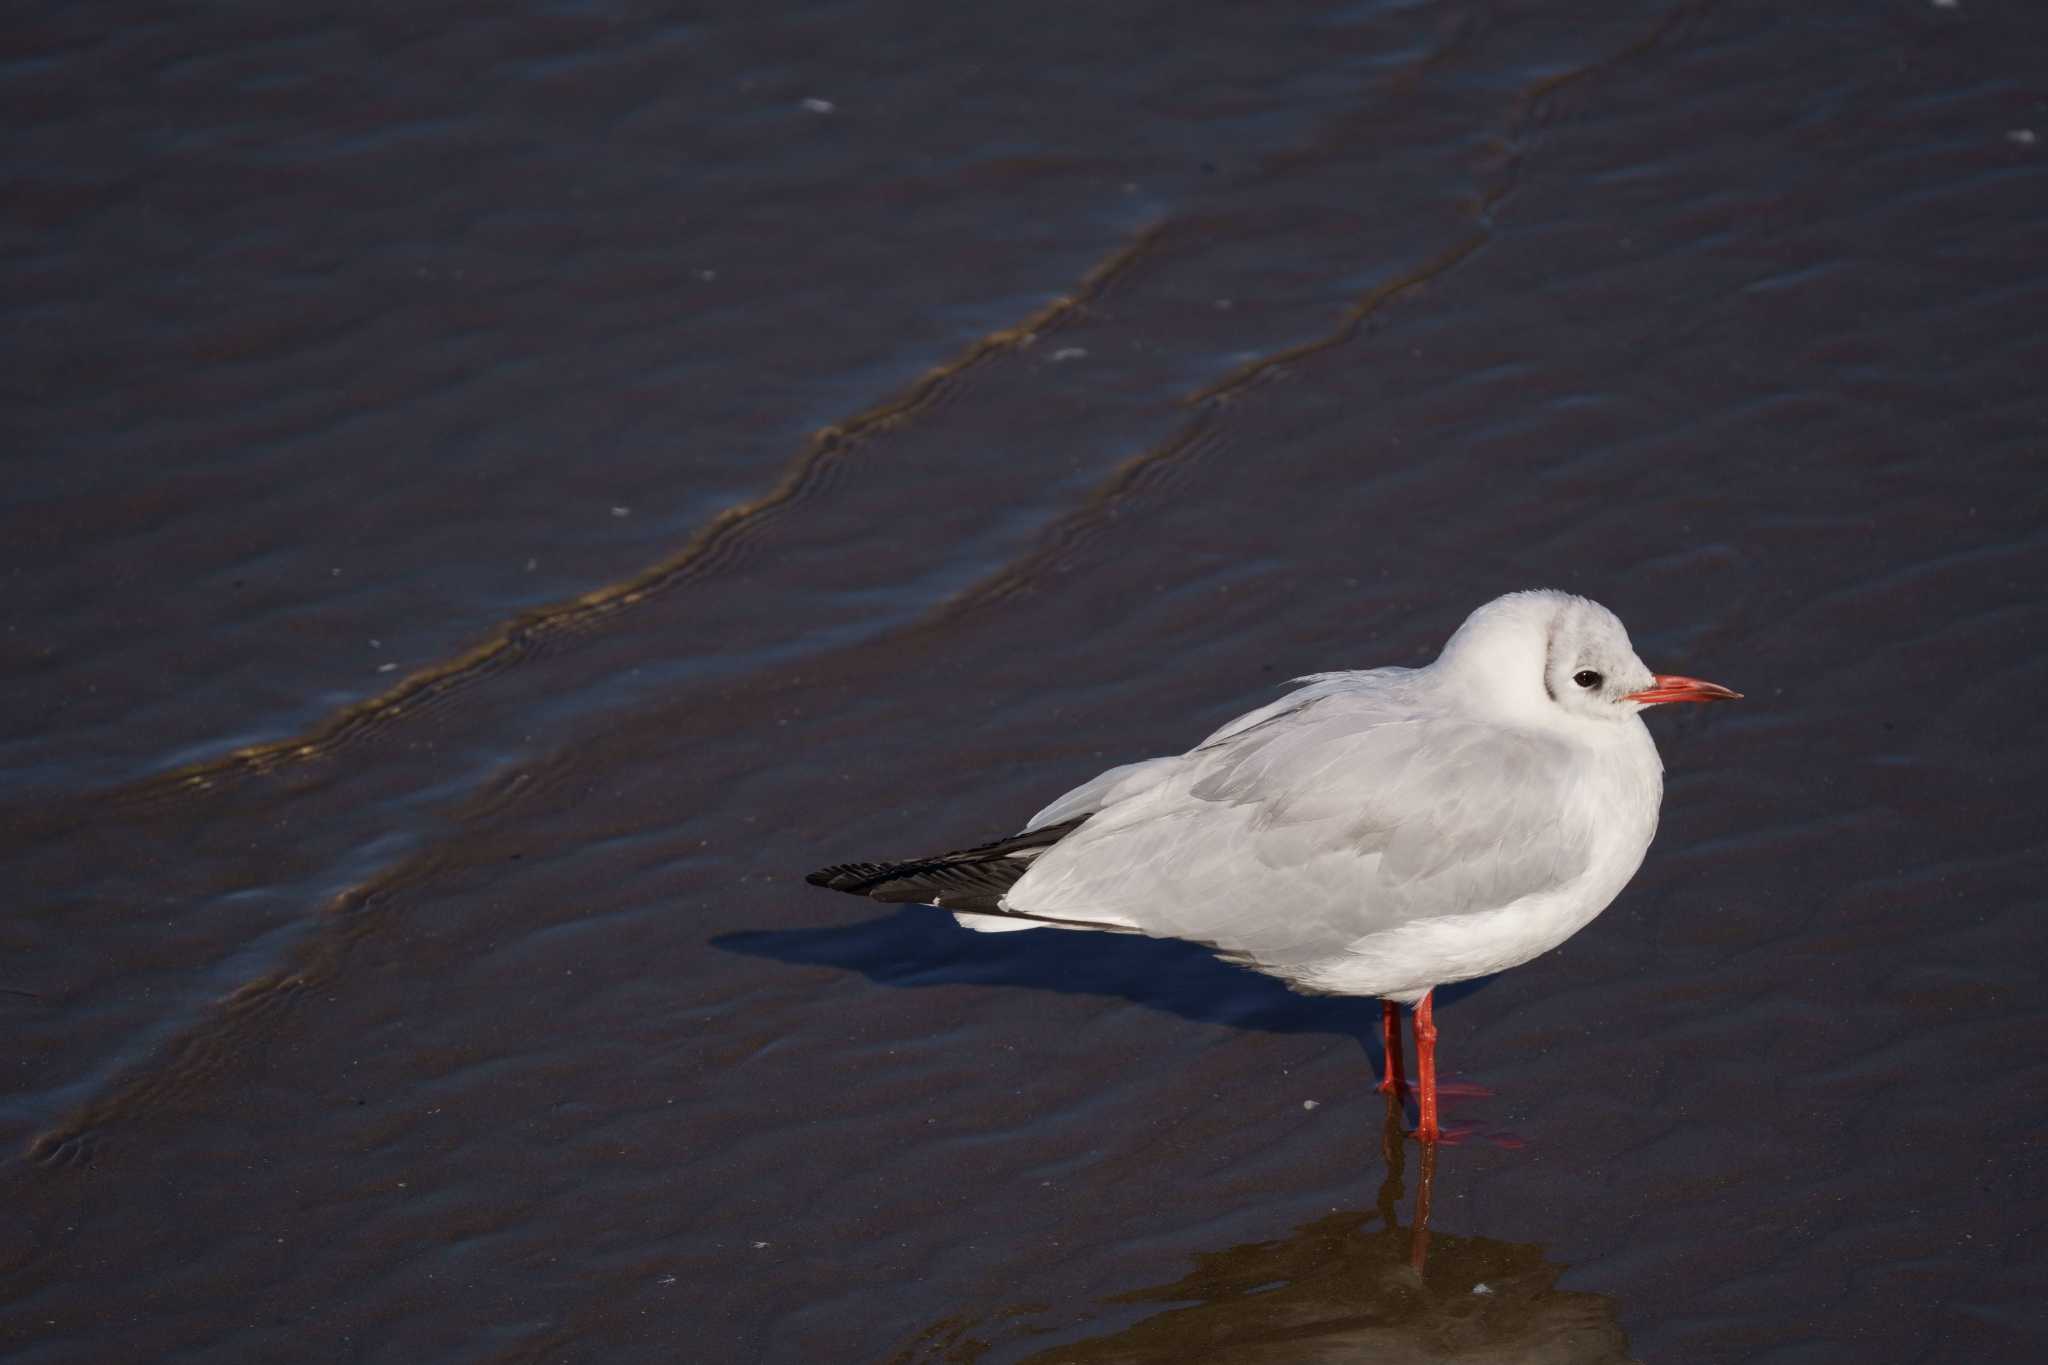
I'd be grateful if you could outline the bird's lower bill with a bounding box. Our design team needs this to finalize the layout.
[1623,673,1743,705]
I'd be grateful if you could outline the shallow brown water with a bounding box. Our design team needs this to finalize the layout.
[5,1,2046,1361]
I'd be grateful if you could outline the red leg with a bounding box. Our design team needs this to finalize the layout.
[1376,999,1405,1095]
[1413,990,1440,1143]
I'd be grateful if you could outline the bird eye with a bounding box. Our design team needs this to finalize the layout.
[1573,670,1603,689]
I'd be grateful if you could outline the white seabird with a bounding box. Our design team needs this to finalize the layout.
[809,590,1739,1141]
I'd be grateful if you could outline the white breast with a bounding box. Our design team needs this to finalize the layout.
[1293,721,1663,1002]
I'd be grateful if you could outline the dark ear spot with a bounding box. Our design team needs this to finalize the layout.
[1541,613,1559,702]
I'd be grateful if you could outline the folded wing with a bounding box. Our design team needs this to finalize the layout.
[1003,677,1596,967]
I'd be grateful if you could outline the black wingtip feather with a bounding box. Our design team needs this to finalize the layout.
[805,862,898,893]
[803,816,1091,910]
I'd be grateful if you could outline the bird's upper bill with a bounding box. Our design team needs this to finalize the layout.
[1622,673,1743,706]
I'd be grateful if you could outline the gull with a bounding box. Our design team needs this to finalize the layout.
[807,590,1739,1141]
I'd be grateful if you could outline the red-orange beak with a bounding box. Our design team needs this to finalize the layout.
[1623,673,1743,706]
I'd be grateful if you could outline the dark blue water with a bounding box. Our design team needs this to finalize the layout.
[5,2,2045,1360]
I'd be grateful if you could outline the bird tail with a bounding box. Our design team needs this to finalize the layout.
[805,816,1089,912]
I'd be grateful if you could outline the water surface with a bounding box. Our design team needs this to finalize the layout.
[5,1,2046,1361]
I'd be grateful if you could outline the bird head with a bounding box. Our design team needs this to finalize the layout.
[1440,590,1740,725]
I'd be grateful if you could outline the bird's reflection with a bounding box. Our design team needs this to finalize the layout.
[895,1097,1635,1365]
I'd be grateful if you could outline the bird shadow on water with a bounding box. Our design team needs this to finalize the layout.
[884,1097,1638,1364]
[713,905,1494,1094]
[716,913,1629,1358]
